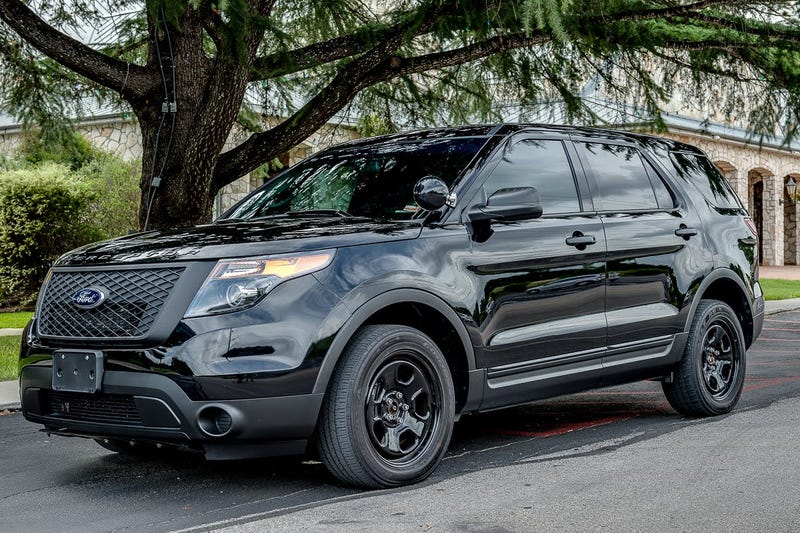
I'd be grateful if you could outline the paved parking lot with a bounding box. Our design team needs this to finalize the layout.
[2,310,799,533]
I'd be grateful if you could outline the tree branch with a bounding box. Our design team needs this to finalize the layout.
[216,0,793,188]
[0,0,155,99]
[385,33,548,78]
[678,13,800,43]
[250,27,396,80]
[215,31,546,185]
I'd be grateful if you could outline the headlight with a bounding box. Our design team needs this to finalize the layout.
[184,251,335,318]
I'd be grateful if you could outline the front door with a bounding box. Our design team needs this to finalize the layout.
[463,135,607,408]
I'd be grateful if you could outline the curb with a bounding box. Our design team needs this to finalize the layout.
[764,298,800,316]
[0,380,20,412]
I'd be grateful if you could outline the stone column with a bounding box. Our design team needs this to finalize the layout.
[763,176,783,265]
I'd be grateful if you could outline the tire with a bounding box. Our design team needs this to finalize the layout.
[317,324,456,488]
[662,299,746,416]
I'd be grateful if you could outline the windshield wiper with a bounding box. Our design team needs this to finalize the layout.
[215,210,355,224]
[214,214,291,224]
[284,209,352,218]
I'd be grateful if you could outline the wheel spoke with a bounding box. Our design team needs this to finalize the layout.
[404,410,426,436]
[370,379,387,405]
[384,425,402,454]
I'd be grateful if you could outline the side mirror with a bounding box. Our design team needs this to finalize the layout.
[414,176,449,210]
[467,187,543,222]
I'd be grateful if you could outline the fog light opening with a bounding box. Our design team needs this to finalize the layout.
[197,406,235,437]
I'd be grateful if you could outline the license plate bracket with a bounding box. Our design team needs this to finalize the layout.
[52,350,104,393]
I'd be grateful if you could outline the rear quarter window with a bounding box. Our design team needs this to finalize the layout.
[667,152,744,210]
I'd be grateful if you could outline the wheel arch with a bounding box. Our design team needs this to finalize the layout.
[688,269,755,348]
[312,289,480,412]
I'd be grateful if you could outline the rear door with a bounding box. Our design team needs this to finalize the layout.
[572,138,708,379]
[463,133,608,407]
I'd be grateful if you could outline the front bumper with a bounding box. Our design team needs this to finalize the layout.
[20,365,323,459]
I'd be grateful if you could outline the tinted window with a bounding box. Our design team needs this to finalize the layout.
[643,159,676,208]
[578,143,659,211]
[484,139,580,214]
[223,137,487,221]
[668,152,743,209]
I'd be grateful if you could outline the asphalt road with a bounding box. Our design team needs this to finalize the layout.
[2,311,800,533]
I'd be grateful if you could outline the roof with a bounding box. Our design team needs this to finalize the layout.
[324,123,704,154]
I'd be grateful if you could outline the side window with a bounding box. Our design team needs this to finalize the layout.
[483,139,581,214]
[643,159,677,209]
[578,143,661,212]
[667,152,743,209]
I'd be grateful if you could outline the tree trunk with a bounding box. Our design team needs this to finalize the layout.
[132,8,257,231]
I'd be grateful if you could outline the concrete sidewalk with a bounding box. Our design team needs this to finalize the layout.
[0,379,19,411]
[1,299,798,411]
[760,266,800,280]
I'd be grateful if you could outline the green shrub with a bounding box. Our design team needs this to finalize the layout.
[0,163,103,309]
[17,129,101,170]
[77,154,141,238]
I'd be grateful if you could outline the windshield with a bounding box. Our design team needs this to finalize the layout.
[221,137,488,221]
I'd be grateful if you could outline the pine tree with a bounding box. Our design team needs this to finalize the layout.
[1,0,799,229]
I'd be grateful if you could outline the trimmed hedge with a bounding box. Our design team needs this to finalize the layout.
[0,164,103,309]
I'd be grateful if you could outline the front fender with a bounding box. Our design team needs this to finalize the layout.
[310,287,478,399]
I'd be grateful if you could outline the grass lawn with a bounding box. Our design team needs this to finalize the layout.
[0,336,20,381]
[0,312,32,329]
[760,279,800,301]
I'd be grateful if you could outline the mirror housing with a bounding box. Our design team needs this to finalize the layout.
[414,176,449,211]
[467,187,543,222]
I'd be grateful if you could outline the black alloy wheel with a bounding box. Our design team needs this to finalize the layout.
[700,321,738,398]
[317,324,455,488]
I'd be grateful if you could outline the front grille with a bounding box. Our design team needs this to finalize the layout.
[47,391,143,425]
[38,268,183,339]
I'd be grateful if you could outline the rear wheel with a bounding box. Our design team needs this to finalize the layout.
[317,325,455,488]
[662,299,746,416]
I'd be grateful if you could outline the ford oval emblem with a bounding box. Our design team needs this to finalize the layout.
[72,287,106,309]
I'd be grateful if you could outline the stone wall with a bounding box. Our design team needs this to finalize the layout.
[0,116,142,161]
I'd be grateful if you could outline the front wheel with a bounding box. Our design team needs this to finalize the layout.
[317,325,455,488]
[662,299,746,416]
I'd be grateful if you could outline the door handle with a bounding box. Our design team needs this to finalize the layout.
[675,225,698,240]
[565,233,597,248]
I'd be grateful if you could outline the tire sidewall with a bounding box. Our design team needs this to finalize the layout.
[344,328,455,486]
[689,302,747,413]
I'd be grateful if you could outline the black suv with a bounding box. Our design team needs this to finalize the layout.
[19,124,764,488]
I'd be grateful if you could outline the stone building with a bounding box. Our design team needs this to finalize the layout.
[1,108,798,265]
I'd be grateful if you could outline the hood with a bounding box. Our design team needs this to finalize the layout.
[55,217,422,266]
